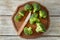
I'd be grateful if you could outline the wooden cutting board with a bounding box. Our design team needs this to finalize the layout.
[12,1,50,39]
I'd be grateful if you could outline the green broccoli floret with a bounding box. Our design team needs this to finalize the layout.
[18,10,25,16]
[15,10,25,22]
[30,18,39,24]
[29,13,40,24]
[32,3,41,13]
[39,10,47,18]
[24,4,32,11]
[31,13,38,18]
[24,27,33,35]
[14,15,22,22]
[36,22,46,32]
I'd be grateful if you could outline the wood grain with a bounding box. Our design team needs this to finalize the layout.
[0,0,60,15]
[0,36,60,40]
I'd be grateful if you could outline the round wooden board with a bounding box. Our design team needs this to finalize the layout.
[12,1,50,39]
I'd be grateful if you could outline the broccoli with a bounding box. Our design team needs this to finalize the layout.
[29,13,40,24]
[24,27,33,35]
[18,10,25,16]
[15,10,25,22]
[31,13,38,18]
[39,10,47,18]
[36,22,46,32]
[14,15,22,22]
[24,4,32,11]
[30,18,39,24]
[32,3,41,13]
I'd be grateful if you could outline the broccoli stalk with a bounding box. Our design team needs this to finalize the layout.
[18,10,25,16]
[24,4,32,11]
[24,27,33,35]
[32,3,41,13]
[36,22,46,32]
[39,10,47,18]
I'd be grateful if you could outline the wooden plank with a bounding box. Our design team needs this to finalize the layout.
[0,0,60,15]
[0,36,60,40]
[0,16,17,35]
[0,16,60,35]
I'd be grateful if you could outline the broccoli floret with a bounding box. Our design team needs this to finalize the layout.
[14,15,22,22]
[39,10,47,18]
[36,19,40,23]
[18,10,25,16]
[24,27,33,35]
[31,13,38,18]
[24,4,32,11]
[29,13,40,24]
[32,3,41,13]
[14,10,25,22]
[30,18,40,24]
[36,22,46,32]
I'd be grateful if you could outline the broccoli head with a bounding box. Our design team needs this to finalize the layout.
[24,27,33,35]
[30,18,40,24]
[36,22,46,32]
[24,4,32,11]
[14,15,22,22]
[31,13,38,18]
[15,10,25,22]
[39,10,47,18]
[32,3,41,13]
[29,13,40,24]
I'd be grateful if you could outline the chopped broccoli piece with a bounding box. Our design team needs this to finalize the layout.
[14,15,22,22]
[36,19,40,23]
[39,10,47,18]
[24,4,32,11]
[24,27,33,35]
[31,13,38,18]
[30,18,37,24]
[32,3,41,13]
[30,18,40,24]
[36,22,46,32]
[14,10,25,22]
[29,13,40,24]
[18,10,25,16]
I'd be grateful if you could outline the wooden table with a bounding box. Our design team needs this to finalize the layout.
[0,0,60,40]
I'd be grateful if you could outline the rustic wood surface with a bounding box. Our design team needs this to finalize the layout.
[0,0,60,40]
